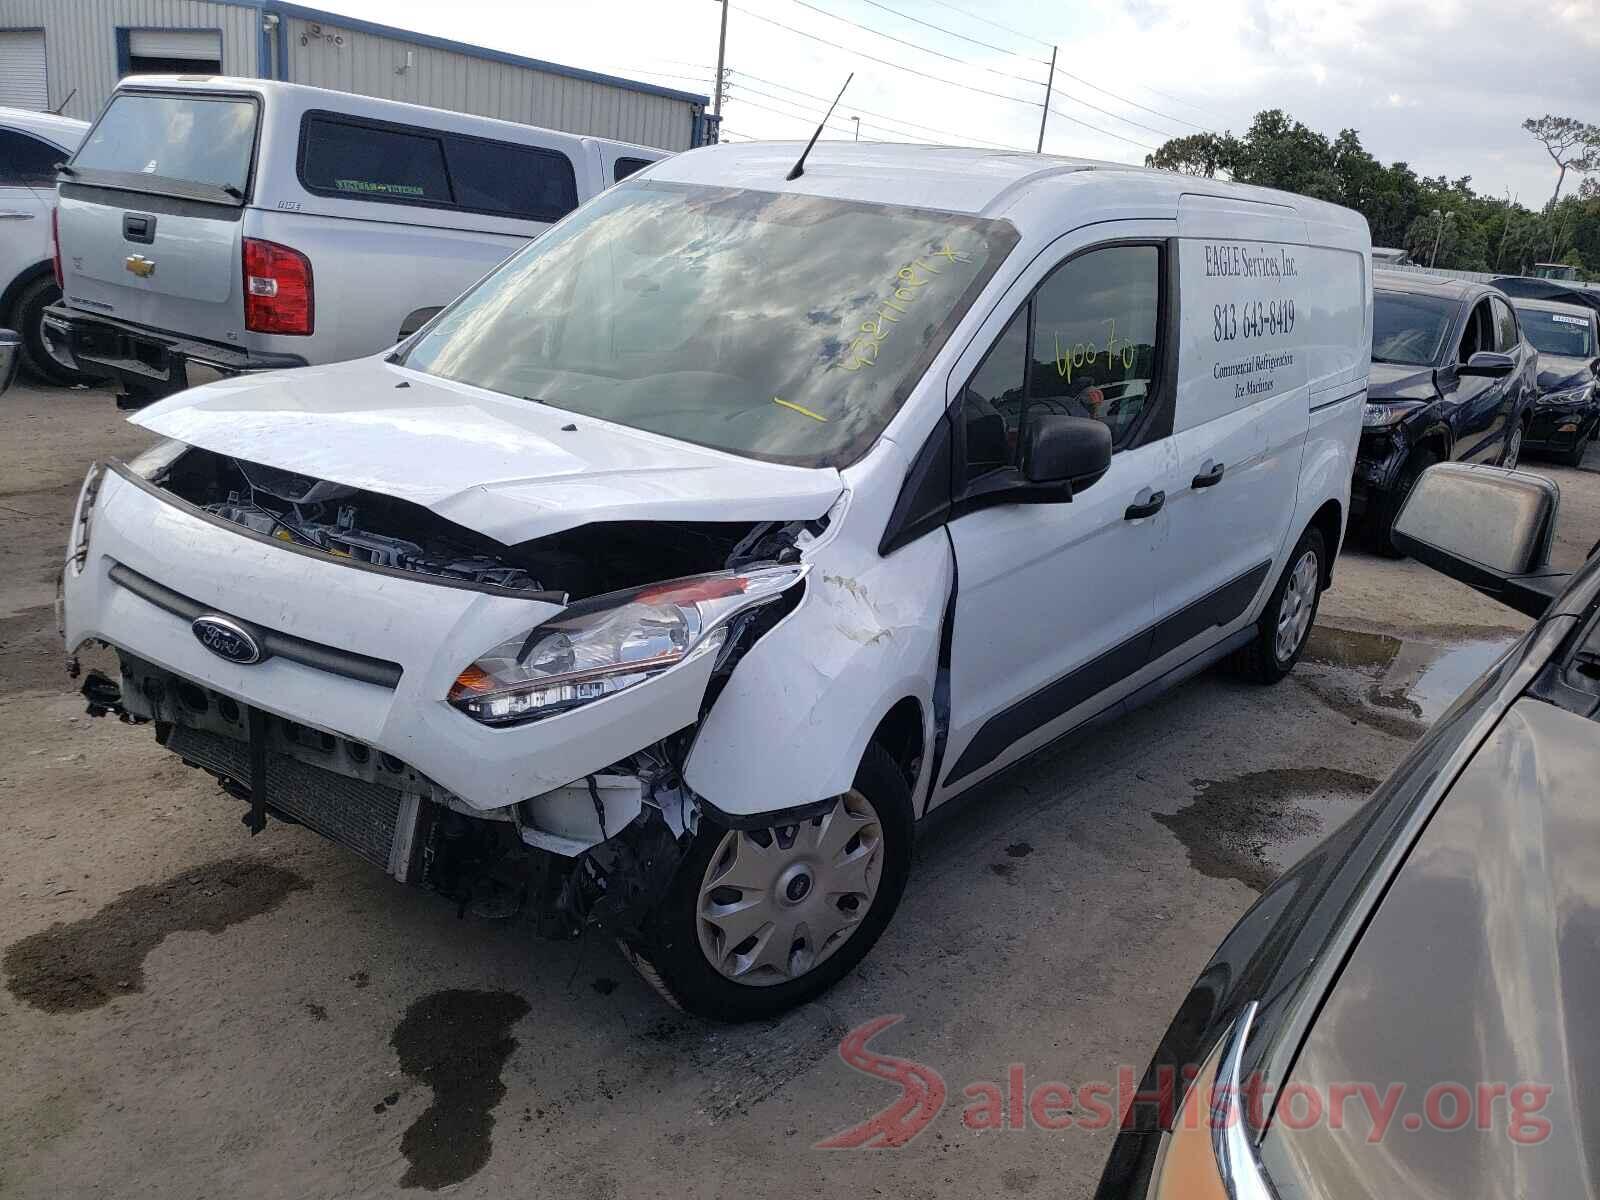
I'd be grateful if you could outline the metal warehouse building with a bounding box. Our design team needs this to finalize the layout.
[0,0,714,150]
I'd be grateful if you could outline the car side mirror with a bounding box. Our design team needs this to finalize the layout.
[1022,415,1112,490]
[1459,350,1515,378]
[1393,463,1569,618]
[0,329,21,398]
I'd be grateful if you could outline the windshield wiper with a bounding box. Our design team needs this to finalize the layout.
[220,184,244,200]
[55,162,76,177]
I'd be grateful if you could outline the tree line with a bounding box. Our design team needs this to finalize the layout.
[1146,112,1600,277]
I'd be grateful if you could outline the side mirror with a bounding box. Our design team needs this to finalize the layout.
[1393,463,1568,618]
[1022,414,1112,489]
[1460,350,1515,378]
[0,328,21,398]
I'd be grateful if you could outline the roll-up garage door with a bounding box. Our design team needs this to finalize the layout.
[0,30,48,111]
[127,30,223,60]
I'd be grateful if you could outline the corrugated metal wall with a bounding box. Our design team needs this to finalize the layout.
[282,16,694,150]
[0,1,698,149]
[0,0,258,121]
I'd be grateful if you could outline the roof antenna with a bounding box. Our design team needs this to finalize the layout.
[787,72,853,181]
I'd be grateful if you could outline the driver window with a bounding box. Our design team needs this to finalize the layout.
[1491,297,1520,352]
[1029,245,1160,446]
[959,244,1160,483]
[1458,300,1494,363]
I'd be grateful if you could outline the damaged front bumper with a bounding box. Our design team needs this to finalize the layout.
[64,464,725,815]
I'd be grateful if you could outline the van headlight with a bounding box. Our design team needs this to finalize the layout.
[448,564,806,725]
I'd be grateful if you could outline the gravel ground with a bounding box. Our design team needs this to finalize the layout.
[2,380,1595,1200]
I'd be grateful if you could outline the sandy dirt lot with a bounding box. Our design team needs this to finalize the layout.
[2,381,1595,1199]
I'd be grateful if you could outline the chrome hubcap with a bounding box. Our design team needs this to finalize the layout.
[696,790,883,986]
[1275,549,1319,664]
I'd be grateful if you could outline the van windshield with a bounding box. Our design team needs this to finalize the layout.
[1516,306,1596,358]
[1372,289,1456,366]
[398,181,1019,467]
[71,92,256,200]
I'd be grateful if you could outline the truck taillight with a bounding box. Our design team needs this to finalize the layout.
[51,208,62,288]
[242,238,313,335]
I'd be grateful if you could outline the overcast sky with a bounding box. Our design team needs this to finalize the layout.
[315,0,1599,204]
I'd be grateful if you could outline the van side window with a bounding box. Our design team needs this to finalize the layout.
[614,156,653,183]
[960,244,1161,483]
[447,137,578,221]
[1029,245,1160,447]
[962,307,1029,481]
[301,116,450,203]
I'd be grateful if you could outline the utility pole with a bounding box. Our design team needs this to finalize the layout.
[852,116,860,141]
[712,0,729,120]
[1495,190,1516,272]
[1036,45,1057,153]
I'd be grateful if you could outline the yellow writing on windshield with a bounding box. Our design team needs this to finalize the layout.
[837,243,972,373]
[773,396,829,422]
[1053,317,1138,383]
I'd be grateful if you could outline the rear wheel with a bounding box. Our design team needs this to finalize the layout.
[627,742,913,1021]
[1227,526,1326,685]
[9,275,93,387]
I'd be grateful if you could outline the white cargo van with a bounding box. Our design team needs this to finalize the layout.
[61,143,1371,1019]
[43,76,664,405]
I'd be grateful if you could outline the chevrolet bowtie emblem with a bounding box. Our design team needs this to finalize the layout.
[124,254,156,278]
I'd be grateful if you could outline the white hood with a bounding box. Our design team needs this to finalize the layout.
[133,359,844,544]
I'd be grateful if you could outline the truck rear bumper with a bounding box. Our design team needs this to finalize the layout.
[43,305,306,399]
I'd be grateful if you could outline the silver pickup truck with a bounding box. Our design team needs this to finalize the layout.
[45,75,661,406]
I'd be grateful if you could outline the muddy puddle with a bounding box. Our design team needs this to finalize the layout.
[3,856,310,1013]
[1157,768,1381,892]
[1299,624,1519,737]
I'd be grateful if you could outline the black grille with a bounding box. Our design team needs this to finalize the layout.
[169,724,404,869]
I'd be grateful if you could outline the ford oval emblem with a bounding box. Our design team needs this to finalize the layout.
[191,615,264,665]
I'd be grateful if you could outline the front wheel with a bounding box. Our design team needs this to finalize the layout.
[1227,526,1326,685]
[628,742,913,1021]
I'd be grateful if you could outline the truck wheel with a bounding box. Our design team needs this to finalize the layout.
[10,275,92,387]
[1227,526,1326,685]
[627,742,913,1021]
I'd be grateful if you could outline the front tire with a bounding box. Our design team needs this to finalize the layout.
[1227,526,1326,685]
[629,742,913,1021]
[1369,446,1438,558]
[1500,417,1525,470]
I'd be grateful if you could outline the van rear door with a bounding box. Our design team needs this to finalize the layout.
[57,89,258,345]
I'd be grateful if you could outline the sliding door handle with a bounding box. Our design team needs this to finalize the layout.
[1123,489,1165,520]
[1191,460,1225,489]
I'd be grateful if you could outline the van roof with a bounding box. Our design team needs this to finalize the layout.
[647,141,1370,232]
[113,75,662,155]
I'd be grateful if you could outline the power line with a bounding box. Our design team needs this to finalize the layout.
[729,70,1023,149]
[729,93,858,136]
[1048,79,1185,140]
[842,0,1051,64]
[1053,65,1207,134]
[913,0,1234,127]
[782,0,1046,88]
[919,0,1053,49]
[733,5,1042,108]
[1047,104,1157,153]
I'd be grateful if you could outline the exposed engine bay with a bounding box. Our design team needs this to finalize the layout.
[155,447,807,599]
